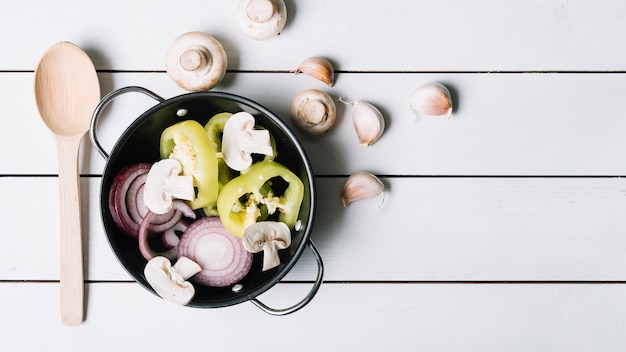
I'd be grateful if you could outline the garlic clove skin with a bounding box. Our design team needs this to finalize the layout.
[339,97,385,146]
[290,89,336,135]
[341,172,385,207]
[295,56,335,87]
[410,82,453,119]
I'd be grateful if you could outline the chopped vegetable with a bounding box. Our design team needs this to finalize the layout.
[109,163,150,236]
[143,158,195,215]
[202,112,278,216]
[242,221,291,271]
[138,200,196,261]
[109,163,186,237]
[144,256,202,305]
[222,112,273,171]
[204,111,277,178]
[160,120,219,210]
[203,112,236,215]
[110,110,305,295]
[217,160,304,238]
[204,112,233,152]
[177,216,253,287]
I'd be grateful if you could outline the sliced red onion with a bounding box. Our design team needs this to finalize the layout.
[126,176,181,233]
[162,220,186,248]
[126,172,149,224]
[109,163,151,237]
[177,217,253,287]
[138,200,196,261]
[109,162,190,238]
[158,218,192,261]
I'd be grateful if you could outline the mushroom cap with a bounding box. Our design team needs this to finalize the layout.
[165,31,227,92]
[237,0,287,40]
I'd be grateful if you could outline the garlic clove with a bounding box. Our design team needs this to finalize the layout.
[339,97,385,146]
[295,56,335,87]
[409,82,453,119]
[290,89,336,135]
[341,172,385,207]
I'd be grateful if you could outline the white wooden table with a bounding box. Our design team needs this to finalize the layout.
[3,1,626,350]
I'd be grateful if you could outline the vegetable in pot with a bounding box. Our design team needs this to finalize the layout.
[111,106,307,297]
[144,256,201,305]
[242,221,291,271]
[143,158,195,215]
[110,163,186,237]
[204,112,233,152]
[137,200,196,261]
[205,111,277,166]
[160,120,219,210]
[221,112,274,171]
[217,160,304,238]
[177,216,253,287]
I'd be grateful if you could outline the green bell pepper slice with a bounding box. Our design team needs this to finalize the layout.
[217,160,304,238]
[202,112,278,216]
[204,112,236,189]
[160,120,218,210]
[204,112,232,152]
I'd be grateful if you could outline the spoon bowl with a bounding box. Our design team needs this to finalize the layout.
[34,41,100,325]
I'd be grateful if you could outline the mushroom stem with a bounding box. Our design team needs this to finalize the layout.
[289,89,337,135]
[247,0,275,23]
[261,242,281,271]
[173,256,202,280]
[179,48,210,72]
[301,99,327,125]
[242,221,292,271]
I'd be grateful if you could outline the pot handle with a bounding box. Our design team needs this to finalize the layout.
[250,239,324,316]
[90,86,165,160]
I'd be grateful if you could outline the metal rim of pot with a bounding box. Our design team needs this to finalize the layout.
[89,86,323,315]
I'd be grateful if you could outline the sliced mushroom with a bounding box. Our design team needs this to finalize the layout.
[222,112,273,171]
[290,89,336,135]
[242,221,291,271]
[165,31,227,92]
[143,158,195,215]
[237,0,287,40]
[144,256,202,305]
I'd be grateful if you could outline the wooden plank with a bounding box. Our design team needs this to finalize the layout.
[1,282,625,351]
[10,71,626,176]
[4,1,626,71]
[3,176,626,282]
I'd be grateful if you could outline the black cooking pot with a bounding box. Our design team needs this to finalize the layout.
[90,86,323,315]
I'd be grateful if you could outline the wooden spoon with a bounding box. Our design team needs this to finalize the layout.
[34,42,100,325]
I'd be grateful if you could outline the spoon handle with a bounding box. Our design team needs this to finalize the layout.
[56,135,85,326]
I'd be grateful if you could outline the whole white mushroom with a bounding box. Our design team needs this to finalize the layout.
[165,31,227,92]
[237,0,287,40]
